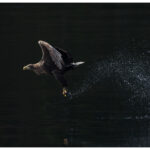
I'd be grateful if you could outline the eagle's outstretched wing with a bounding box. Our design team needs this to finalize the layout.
[54,46,73,65]
[38,40,64,70]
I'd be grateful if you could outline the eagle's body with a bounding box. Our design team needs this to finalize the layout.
[23,40,84,96]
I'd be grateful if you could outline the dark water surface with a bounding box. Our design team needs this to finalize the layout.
[0,3,150,146]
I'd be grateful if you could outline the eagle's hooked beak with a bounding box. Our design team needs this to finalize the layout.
[23,66,29,71]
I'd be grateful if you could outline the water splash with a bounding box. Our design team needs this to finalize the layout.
[69,50,150,106]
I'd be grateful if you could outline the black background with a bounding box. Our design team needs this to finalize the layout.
[0,3,150,147]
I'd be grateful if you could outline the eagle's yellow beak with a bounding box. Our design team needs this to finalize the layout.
[23,66,29,70]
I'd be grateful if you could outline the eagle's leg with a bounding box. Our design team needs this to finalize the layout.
[52,70,68,97]
[62,87,68,97]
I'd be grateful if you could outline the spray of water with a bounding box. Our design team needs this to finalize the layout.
[68,49,150,109]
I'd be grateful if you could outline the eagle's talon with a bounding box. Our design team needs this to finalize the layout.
[62,88,68,97]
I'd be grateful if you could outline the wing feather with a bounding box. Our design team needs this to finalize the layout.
[39,41,64,70]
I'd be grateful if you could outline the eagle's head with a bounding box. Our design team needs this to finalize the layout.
[23,63,44,75]
[23,64,34,71]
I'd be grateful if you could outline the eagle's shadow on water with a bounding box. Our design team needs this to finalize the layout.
[60,49,150,146]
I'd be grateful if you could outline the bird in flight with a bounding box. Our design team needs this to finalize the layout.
[23,40,85,97]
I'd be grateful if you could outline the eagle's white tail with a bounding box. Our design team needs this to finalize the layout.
[71,61,85,67]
